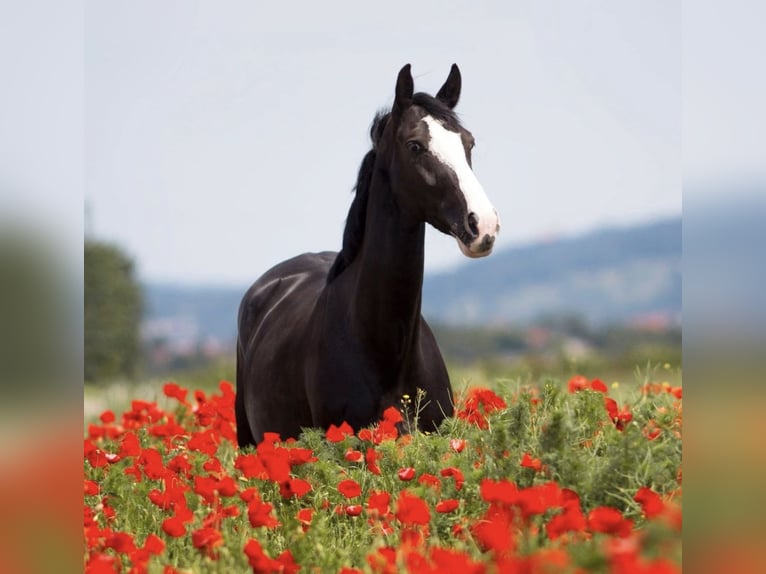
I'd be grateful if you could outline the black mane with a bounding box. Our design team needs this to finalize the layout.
[326,94,460,283]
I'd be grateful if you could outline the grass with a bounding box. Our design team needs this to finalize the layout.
[84,367,682,573]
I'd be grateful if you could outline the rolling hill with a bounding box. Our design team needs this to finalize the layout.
[142,216,681,348]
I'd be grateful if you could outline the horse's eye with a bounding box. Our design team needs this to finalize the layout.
[407,140,424,153]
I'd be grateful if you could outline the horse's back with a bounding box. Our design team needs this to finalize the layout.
[236,251,336,446]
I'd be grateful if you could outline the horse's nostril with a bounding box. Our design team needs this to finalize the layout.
[479,234,495,251]
[465,212,479,238]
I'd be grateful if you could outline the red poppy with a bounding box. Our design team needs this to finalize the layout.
[278,477,312,499]
[297,507,313,528]
[398,467,416,481]
[568,375,589,393]
[244,538,280,573]
[344,448,364,463]
[440,467,465,491]
[588,506,634,537]
[345,504,363,516]
[161,516,186,538]
[430,547,485,574]
[99,410,116,424]
[605,398,633,430]
[435,499,460,513]
[382,406,403,424]
[520,452,543,472]
[365,448,381,475]
[234,453,268,479]
[480,479,519,505]
[418,473,441,489]
[163,382,189,404]
[472,504,515,554]
[366,490,391,516]
[118,432,141,458]
[326,421,355,442]
[286,447,317,465]
[395,490,430,526]
[104,532,136,554]
[191,526,223,558]
[194,475,218,504]
[546,504,586,540]
[259,451,291,483]
[247,499,280,529]
[338,479,362,498]
[84,479,100,496]
[634,487,665,519]
[590,378,608,393]
[143,534,165,555]
[449,438,466,453]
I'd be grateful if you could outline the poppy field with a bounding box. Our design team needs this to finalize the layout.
[84,374,682,573]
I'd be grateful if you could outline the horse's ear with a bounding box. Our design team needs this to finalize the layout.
[393,64,414,119]
[436,63,461,109]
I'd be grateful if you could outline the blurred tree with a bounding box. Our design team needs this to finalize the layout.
[84,241,142,383]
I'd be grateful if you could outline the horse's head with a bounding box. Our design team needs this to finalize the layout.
[380,64,500,258]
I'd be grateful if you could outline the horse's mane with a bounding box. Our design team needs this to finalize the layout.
[326,93,458,283]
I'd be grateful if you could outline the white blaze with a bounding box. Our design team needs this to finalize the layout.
[422,116,499,255]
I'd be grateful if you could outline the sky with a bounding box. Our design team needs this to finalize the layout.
[79,1,685,286]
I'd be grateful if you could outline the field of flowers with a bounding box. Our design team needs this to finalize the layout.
[84,374,682,573]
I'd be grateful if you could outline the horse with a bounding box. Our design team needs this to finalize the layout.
[236,64,500,448]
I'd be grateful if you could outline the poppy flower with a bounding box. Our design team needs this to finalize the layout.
[234,453,268,479]
[84,479,100,496]
[430,547,485,574]
[99,410,116,424]
[546,504,586,540]
[382,406,403,424]
[163,382,189,404]
[345,504,363,516]
[440,467,465,491]
[395,490,430,526]
[326,421,354,442]
[244,538,281,573]
[590,378,608,393]
[161,516,186,538]
[191,526,223,558]
[480,479,519,505]
[297,508,313,529]
[449,438,466,453]
[259,452,291,483]
[435,499,460,513]
[365,448,381,475]
[634,487,665,519]
[604,398,633,430]
[344,448,364,463]
[104,532,136,554]
[142,534,165,555]
[472,504,515,553]
[398,467,416,481]
[366,491,391,516]
[247,499,280,529]
[520,452,543,472]
[588,506,634,537]
[280,478,312,499]
[338,479,362,498]
[418,473,441,489]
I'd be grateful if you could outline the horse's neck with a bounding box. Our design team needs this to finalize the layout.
[348,169,425,371]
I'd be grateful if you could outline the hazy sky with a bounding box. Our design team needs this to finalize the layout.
[84,1,682,286]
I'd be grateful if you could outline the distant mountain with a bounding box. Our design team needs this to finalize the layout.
[142,216,681,348]
[422,217,681,327]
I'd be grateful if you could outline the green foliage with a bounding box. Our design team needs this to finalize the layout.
[84,240,142,383]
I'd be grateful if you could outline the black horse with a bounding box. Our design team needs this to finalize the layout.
[236,64,499,447]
